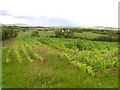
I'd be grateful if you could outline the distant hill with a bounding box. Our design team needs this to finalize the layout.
[83,26,118,30]
[0,23,118,30]
[3,23,28,26]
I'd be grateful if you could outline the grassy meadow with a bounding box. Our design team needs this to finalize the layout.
[2,26,119,88]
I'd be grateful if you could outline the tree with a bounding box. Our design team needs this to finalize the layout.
[31,31,39,37]
[2,26,18,40]
[55,29,74,38]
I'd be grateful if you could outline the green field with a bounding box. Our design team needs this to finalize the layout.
[2,29,118,88]
[74,32,103,39]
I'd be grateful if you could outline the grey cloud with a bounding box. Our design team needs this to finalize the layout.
[14,16,35,19]
[15,16,76,26]
[0,10,12,16]
[0,10,79,26]
[12,15,76,26]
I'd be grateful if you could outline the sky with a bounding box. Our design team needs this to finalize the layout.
[0,0,119,27]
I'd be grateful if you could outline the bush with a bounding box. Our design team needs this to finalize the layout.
[31,31,39,37]
[55,29,74,38]
[2,26,18,40]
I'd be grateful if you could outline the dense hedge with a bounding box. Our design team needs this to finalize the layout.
[2,26,18,40]
[93,35,118,42]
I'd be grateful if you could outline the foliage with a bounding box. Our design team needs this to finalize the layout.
[93,35,118,42]
[55,29,74,38]
[31,31,39,37]
[14,44,23,63]
[25,42,43,61]
[2,26,18,40]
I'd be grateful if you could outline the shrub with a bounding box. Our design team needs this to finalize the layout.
[55,29,74,38]
[2,26,18,40]
[31,31,39,37]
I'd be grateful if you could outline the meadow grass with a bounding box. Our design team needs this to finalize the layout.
[74,32,104,39]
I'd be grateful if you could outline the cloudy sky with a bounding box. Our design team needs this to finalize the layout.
[0,0,119,27]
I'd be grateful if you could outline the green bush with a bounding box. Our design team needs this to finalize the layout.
[31,31,39,37]
[55,29,74,38]
[2,26,18,40]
